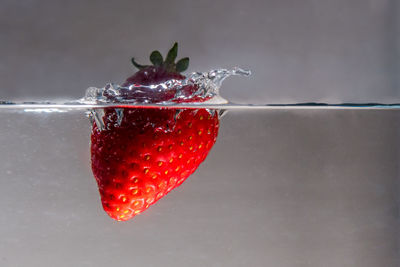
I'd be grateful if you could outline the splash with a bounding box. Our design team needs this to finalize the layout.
[82,68,251,105]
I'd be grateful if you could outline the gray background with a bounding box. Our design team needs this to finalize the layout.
[0,0,399,103]
[1,1,400,267]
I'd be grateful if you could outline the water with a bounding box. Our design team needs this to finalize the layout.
[2,101,400,111]
[0,108,399,266]
[0,70,399,266]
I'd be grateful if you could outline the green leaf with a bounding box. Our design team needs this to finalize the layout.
[131,58,147,69]
[165,42,178,65]
[175,57,189,72]
[150,51,163,66]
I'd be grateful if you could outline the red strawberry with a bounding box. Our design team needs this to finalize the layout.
[90,43,220,221]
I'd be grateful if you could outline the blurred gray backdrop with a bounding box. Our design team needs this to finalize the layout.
[0,0,399,103]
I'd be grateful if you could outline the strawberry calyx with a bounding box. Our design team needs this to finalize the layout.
[130,42,189,74]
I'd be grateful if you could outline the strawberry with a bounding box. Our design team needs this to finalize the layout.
[90,43,220,221]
